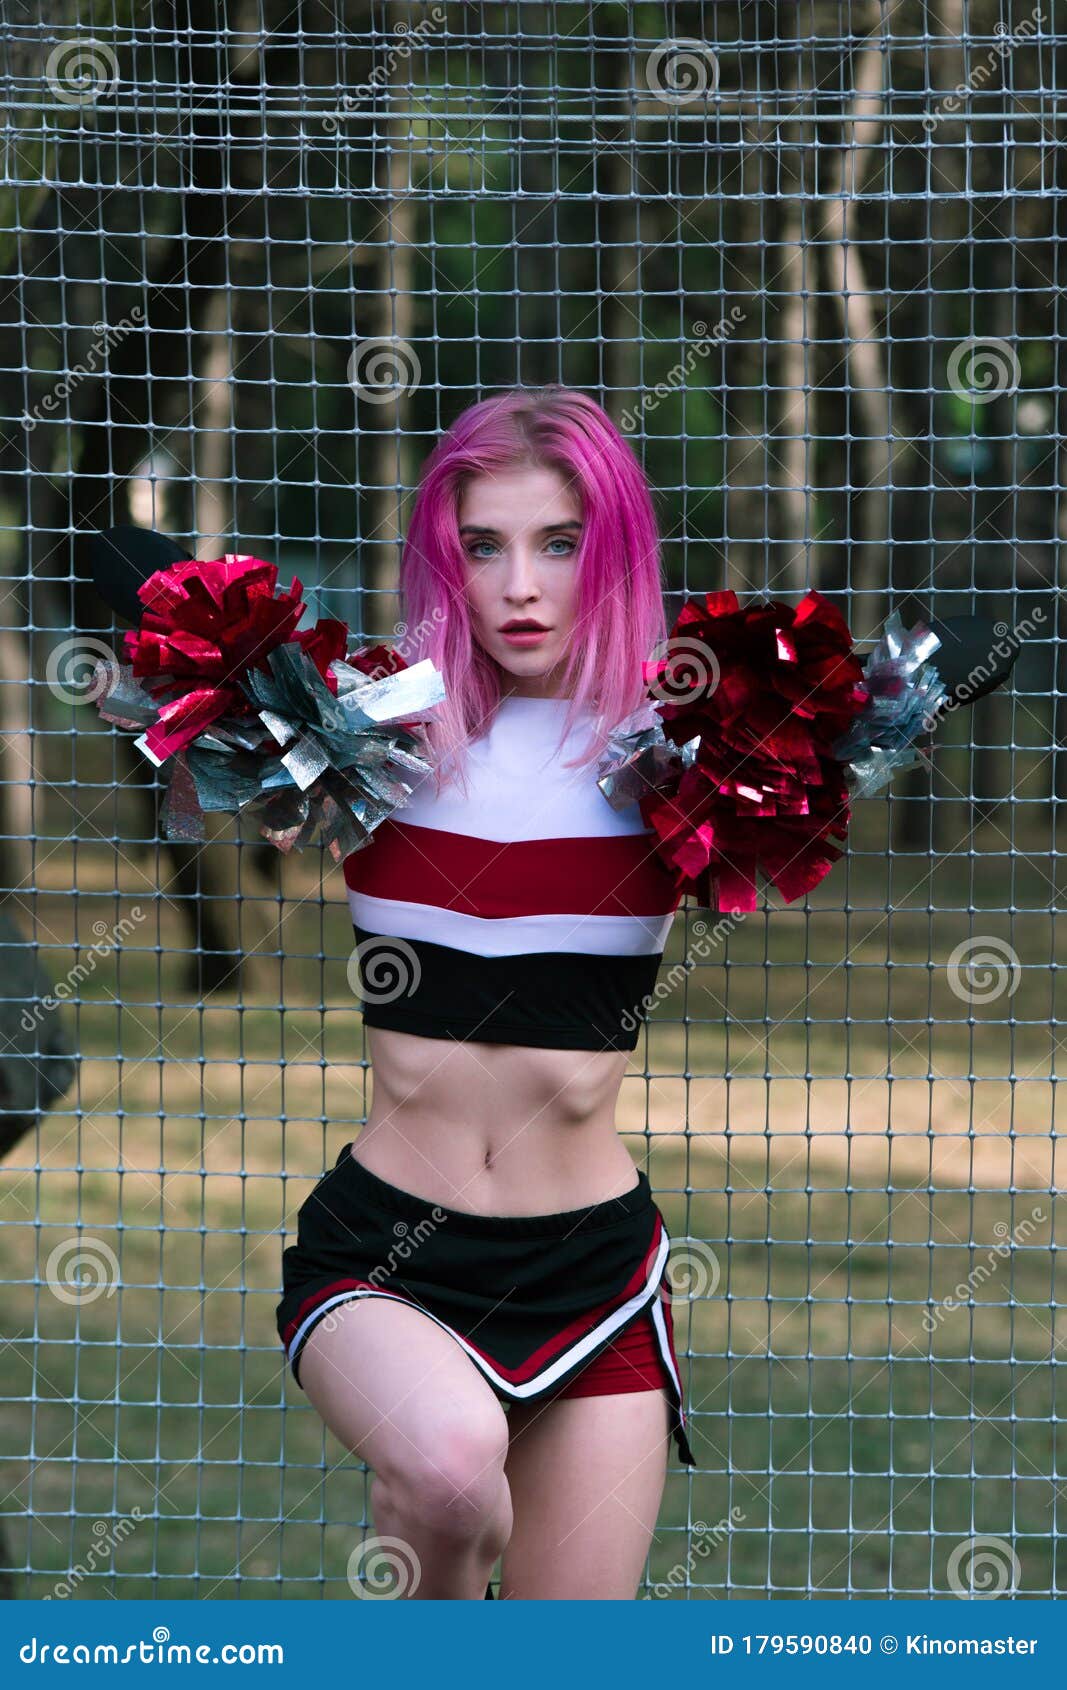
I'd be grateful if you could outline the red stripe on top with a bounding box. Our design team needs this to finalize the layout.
[343,819,681,919]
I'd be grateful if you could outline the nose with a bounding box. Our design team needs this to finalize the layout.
[501,543,542,607]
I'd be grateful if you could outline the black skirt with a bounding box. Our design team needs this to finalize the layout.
[275,1141,696,1468]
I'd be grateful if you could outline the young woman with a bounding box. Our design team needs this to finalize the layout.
[274,386,698,1601]
[86,381,1017,1603]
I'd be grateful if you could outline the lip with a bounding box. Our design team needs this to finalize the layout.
[500,620,551,647]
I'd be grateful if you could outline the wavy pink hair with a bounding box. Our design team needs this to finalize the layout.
[398,385,667,788]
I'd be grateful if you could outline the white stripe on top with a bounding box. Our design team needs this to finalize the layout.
[346,889,675,957]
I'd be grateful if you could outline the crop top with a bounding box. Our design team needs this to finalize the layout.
[342,694,684,1051]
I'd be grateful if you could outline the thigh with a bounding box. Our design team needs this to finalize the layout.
[500,1386,670,1600]
[298,1294,511,1481]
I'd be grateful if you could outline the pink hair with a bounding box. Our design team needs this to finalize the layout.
[397,385,668,788]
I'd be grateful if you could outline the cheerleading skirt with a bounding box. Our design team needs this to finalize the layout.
[275,1141,696,1468]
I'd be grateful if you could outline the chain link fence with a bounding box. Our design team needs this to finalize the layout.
[0,0,1061,1598]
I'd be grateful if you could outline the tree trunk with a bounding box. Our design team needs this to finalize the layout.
[815,0,912,629]
[894,0,966,853]
[774,83,813,597]
[358,0,419,640]
[724,136,771,591]
[601,23,642,429]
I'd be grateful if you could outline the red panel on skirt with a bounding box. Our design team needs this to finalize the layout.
[551,1308,671,1398]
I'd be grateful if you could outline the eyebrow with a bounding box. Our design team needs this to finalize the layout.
[458,520,582,537]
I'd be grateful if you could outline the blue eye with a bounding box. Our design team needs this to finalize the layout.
[464,535,577,560]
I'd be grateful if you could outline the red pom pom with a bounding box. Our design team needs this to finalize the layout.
[123,555,352,761]
[641,590,868,912]
[296,619,349,692]
[345,642,408,681]
[125,555,309,689]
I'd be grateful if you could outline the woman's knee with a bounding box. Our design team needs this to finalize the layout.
[373,1406,511,1541]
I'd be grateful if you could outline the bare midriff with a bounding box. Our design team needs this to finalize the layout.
[348,1025,639,1216]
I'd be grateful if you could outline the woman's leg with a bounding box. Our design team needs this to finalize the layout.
[298,1296,514,1600]
[499,1387,670,1599]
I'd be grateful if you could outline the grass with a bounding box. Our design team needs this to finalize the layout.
[0,782,1063,1598]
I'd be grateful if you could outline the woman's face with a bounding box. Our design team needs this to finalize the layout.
[457,463,582,698]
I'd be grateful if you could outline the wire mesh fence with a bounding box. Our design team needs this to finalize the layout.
[0,0,1062,1598]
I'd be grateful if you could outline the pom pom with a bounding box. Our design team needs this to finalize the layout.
[601,590,870,913]
[121,554,348,763]
[92,552,445,859]
[835,611,946,797]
